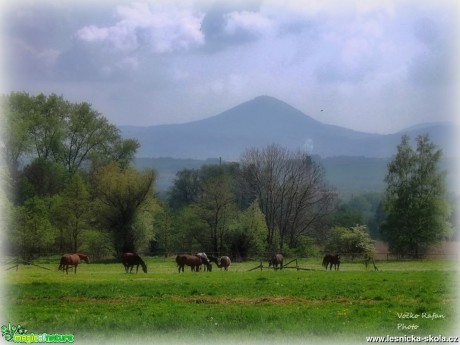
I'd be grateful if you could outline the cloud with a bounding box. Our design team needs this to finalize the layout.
[2,0,457,133]
[76,3,205,53]
[223,11,274,37]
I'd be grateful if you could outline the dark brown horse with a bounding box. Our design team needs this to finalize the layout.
[208,255,231,271]
[122,252,147,273]
[176,254,207,273]
[322,254,340,270]
[268,254,283,270]
[58,253,89,274]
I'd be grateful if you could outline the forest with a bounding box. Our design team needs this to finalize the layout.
[1,92,455,261]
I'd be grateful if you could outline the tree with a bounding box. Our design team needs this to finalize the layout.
[1,92,33,181]
[324,225,375,259]
[241,144,336,251]
[195,175,236,254]
[333,193,383,239]
[54,173,92,253]
[92,162,155,254]
[152,203,174,257]
[1,92,139,175]
[17,158,67,203]
[11,197,57,260]
[61,101,119,173]
[229,200,268,260]
[168,168,201,210]
[381,134,451,257]
[167,162,241,211]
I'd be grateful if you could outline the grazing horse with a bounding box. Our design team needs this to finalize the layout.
[268,254,284,270]
[208,255,231,271]
[122,252,147,273]
[58,253,89,274]
[322,254,340,270]
[196,252,212,272]
[176,254,207,273]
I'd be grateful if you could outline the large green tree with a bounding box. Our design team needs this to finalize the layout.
[381,134,451,257]
[54,173,92,253]
[2,92,139,174]
[2,92,147,261]
[91,162,156,254]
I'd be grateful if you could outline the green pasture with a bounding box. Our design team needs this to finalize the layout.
[2,258,458,344]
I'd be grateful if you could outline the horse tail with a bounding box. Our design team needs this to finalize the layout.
[322,255,328,268]
[58,257,64,271]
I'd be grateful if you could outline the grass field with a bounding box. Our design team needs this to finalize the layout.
[2,258,458,344]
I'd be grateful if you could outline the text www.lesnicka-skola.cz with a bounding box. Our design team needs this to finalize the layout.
[366,335,459,343]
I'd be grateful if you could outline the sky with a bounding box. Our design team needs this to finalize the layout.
[1,0,459,134]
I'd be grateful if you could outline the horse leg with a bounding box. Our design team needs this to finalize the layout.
[74,264,78,274]
[136,264,139,274]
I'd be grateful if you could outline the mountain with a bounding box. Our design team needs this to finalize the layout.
[120,95,457,159]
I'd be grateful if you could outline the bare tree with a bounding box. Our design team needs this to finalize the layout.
[241,144,336,251]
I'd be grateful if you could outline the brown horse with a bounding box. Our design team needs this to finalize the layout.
[208,255,231,271]
[322,254,340,270]
[58,253,89,274]
[122,253,147,273]
[176,254,206,273]
[268,254,284,270]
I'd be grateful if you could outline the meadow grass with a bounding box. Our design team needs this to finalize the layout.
[2,258,458,344]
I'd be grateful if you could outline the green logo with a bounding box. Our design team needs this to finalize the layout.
[1,323,74,343]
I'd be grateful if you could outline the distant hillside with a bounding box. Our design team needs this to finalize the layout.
[141,156,389,196]
[120,95,457,160]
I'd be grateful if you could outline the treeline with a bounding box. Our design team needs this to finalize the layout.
[2,92,155,260]
[2,92,453,261]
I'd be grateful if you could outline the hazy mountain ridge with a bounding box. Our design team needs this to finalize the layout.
[120,95,457,159]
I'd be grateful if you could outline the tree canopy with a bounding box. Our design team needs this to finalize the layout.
[381,134,451,257]
[2,92,148,258]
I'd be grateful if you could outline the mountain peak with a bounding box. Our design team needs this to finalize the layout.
[252,95,280,102]
[120,96,456,159]
[212,94,319,126]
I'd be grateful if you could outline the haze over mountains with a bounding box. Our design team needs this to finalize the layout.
[120,95,456,160]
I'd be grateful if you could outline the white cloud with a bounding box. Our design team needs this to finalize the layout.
[223,11,275,37]
[76,25,110,42]
[76,3,205,53]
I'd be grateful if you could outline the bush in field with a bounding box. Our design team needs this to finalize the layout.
[324,225,374,259]
[228,201,268,260]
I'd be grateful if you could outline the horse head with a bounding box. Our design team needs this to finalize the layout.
[81,254,90,263]
[140,259,148,273]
